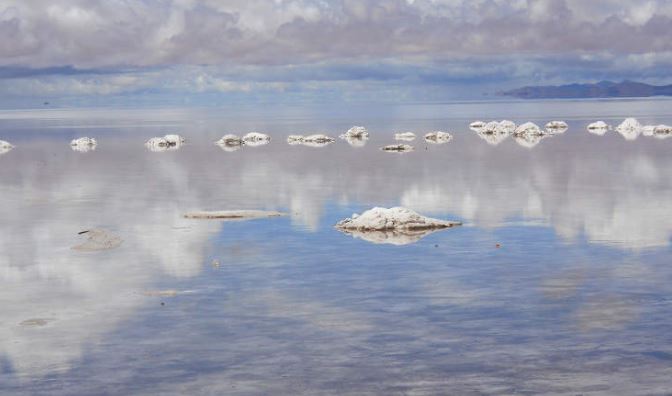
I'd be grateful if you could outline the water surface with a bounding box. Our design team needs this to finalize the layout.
[1,100,671,395]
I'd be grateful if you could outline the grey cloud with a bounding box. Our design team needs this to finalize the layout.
[2,0,672,69]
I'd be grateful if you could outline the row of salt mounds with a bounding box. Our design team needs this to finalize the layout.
[0,139,14,155]
[340,126,369,147]
[70,137,97,152]
[394,132,416,141]
[615,118,672,141]
[287,134,335,147]
[146,134,186,152]
[335,207,462,231]
[424,131,452,144]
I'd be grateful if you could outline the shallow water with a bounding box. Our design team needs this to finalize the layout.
[1,100,671,395]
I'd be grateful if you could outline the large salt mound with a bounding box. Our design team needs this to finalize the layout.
[335,207,461,231]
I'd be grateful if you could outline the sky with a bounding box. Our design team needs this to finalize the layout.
[2,0,672,106]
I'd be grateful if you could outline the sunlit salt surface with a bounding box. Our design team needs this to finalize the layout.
[1,99,672,395]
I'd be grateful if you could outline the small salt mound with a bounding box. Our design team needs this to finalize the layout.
[164,134,185,145]
[642,125,656,137]
[287,134,334,147]
[498,120,517,134]
[469,121,486,131]
[304,134,335,143]
[653,125,672,139]
[287,135,304,145]
[242,132,270,147]
[216,134,243,146]
[424,131,453,144]
[70,137,97,152]
[616,118,642,141]
[545,120,568,133]
[146,134,185,151]
[394,132,416,141]
[587,121,609,135]
[381,144,414,153]
[341,126,369,139]
[335,207,461,231]
[145,137,171,152]
[514,122,543,136]
[0,139,15,154]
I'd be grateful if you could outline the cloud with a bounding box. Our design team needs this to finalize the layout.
[1,0,672,102]
[2,0,672,69]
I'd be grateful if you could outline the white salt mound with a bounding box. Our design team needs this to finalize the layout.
[335,207,461,231]
[514,122,543,136]
[498,120,517,134]
[216,134,243,146]
[70,137,97,152]
[545,120,568,133]
[0,139,15,154]
[424,131,453,143]
[381,144,414,153]
[587,121,609,135]
[616,118,642,141]
[145,137,170,151]
[287,135,304,145]
[394,132,416,141]
[469,121,486,131]
[242,132,270,146]
[164,134,185,145]
[341,126,369,139]
[304,134,335,143]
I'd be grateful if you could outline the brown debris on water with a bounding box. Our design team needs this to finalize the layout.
[183,210,287,220]
[72,229,123,251]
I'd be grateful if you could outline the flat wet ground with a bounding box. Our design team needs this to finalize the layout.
[1,100,671,395]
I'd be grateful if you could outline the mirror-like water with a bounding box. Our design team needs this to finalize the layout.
[1,100,671,395]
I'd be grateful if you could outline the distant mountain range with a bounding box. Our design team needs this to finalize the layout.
[500,81,672,99]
